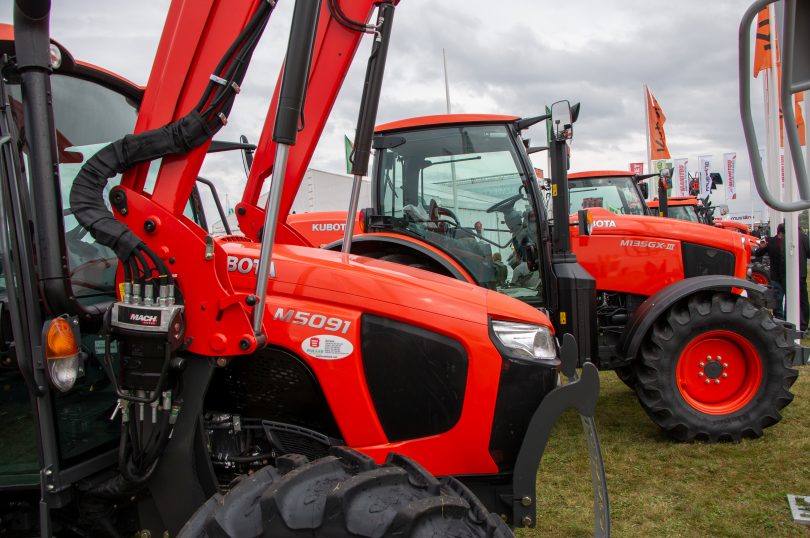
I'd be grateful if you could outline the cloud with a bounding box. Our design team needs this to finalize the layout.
[1,0,786,220]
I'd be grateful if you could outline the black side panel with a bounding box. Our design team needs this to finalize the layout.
[488,356,557,473]
[205,348,341,439]
[361,315,467,442]
[682,242,735,277]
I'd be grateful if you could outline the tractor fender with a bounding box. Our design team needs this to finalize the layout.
[324,235,473,281]
[616,275,767,362]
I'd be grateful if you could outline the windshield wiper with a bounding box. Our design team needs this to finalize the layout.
[424,155,482,168]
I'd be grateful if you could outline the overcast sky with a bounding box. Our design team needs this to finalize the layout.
[3,0,798,220]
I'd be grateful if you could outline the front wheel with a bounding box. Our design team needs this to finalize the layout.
[179,447,512,537]
[749,263,770,286]
[634,292,797,442]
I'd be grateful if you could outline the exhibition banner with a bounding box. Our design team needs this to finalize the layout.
[723,153,736,200]
[672,158,689,196]
[651,159,674,196]
[698,155,713,198]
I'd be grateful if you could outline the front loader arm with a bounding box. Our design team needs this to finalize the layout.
[103,0,271,356]
[236,0,383,242]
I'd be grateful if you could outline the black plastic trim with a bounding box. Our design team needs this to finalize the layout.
[616,275,766,362]
[681,242,736,278]
[487,321,558,473]
[361,315,467,442]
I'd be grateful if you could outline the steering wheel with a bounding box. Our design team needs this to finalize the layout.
[486,192,525,214]
[428,199,461,227]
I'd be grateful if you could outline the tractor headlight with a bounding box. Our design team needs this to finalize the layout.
[43,317,81,392]
[490,320,558,365]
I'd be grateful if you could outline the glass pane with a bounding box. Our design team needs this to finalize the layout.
[378,125,543,303]
[4,74,137,472]
[568,176,647,216]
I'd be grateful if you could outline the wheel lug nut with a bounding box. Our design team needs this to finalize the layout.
[722,373,728,378]
[698,372,705,377]
[705,379,711,384]
[706,355,712,360]
[699,362,705,367]
[717,356,722,361]
[723,363,728,368]
[715,379,721,384]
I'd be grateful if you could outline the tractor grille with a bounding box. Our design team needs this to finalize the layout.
[682,242,735,278]
[206,348,342,439]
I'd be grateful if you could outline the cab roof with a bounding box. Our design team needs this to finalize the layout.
[375,114,519,133]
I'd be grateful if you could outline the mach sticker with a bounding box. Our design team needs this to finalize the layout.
[301,335,354,360]
[620,239,676,250]
[592,219,617,228]
[130,313,158,324]
[312,223,345,232]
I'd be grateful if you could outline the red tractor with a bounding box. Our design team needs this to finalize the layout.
[294,115,800,443]
[0,1,607,536]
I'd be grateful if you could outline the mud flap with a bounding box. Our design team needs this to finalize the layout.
[512,333,610,537]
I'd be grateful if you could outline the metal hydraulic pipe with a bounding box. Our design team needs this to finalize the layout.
[342,174,364,252]
[252,0,321,338]
[342,1,396,253]
[252,143,288,335]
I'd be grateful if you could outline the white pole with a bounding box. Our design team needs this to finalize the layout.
[443,48,452,114]
[767,4,782,234]
[644,85,652,199]
[443,49,459,214]
[785,131,800,328]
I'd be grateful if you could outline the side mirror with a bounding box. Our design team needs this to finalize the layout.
[550,100,574,141]
[639,182,649,198]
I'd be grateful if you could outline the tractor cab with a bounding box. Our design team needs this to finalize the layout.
[648,196,702,222]
[567,171,649,216]
[369,115,547,303]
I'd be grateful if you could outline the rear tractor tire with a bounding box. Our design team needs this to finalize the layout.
[634,291,797,442]
[179,447,513,537]
[614,365,637,390]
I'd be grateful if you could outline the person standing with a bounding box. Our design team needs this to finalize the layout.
[755,223,786,319]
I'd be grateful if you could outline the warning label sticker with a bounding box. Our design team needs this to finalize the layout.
[301,335,354,360]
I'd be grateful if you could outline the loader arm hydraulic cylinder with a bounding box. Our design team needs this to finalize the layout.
[343,1,396,253]
[253,0,323,338]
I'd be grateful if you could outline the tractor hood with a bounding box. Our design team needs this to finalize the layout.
[578,208,750,257]
[217,239,552,329]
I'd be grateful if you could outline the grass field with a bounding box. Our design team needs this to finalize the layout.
[523,364,809,537]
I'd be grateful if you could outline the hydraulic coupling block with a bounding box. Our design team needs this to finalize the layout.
[109,284,185,395]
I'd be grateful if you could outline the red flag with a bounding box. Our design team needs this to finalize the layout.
[753,8,774,78]
[646,88,670,159]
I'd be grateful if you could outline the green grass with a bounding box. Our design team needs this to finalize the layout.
[521,365,810,537]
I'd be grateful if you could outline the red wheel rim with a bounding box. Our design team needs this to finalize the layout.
[675,330,762,415]
[750,272,769,285]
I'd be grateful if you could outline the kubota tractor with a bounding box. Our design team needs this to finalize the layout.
[0,1,609,536]
[297,113,800,443]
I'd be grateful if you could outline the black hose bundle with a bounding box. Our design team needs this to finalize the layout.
[68,0,276,292]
